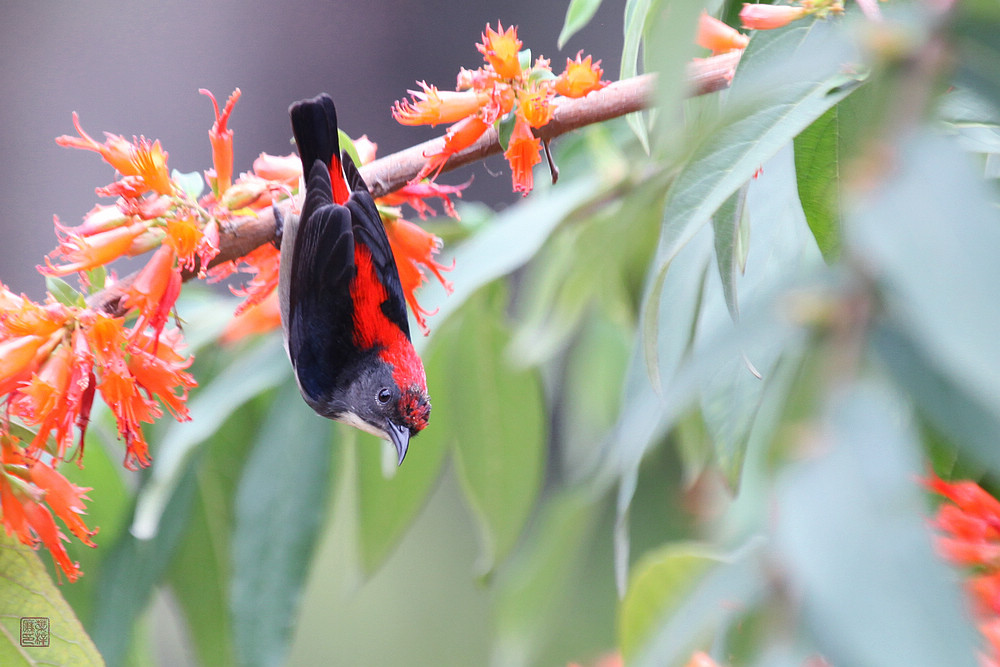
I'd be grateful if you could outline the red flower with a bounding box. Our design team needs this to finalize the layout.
[99,358,160,469]
[378,178,471,219]
[503,116,541,195]
[554,52,608,98]
[39,220,148,277]
[739,4,807,30]
[414,114,492,183]
[696,12,749,54]
[477,22,522,80]
[56,113,172,196]
[252,152,302,186]
[517,83,555,129]
[220,290,282,343]
[209,242,282,316]
[125,244,183,345]
[393,82,488,127]
[201,88,241,196]
[1,437,95,582]
[384,217,454,334]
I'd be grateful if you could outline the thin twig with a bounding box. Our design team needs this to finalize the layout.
[88,52,741,317]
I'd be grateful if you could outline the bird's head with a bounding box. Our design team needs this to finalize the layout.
[328,353,430,466]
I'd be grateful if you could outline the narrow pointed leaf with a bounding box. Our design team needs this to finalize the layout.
[559,0,603,48]
[445,287,546,573]
[230,383,336,667]
[794,105,842,261]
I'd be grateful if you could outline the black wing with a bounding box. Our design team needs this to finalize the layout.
[287,159,356,403]
[342,152,412,340]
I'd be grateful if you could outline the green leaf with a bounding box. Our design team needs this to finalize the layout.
[84,265,108,294]
[623,538,767,667]
[518,48,532,72]
[618,542,719,662]
[558,0,603,49]
[846,130,1000,428]
[496,111,517,152]
[711,183,750,321]
[230,383,336,667]
[130,336,290,540]
[54,430,132,630]
[647,18,864,324]
[355,333,450,573]
[773,382,981,665]
[0,532,104,666]
[413,176,600,347]
[340,130,362,169]
[621,0,653,151]
[90,455,200,667]
[45,275,83,307]
[443,286,546,573]
[171,169,204,200]
[492,489,598,665]
[875,324,1000,472]
[558,312,632,482]
[167,396,267,667]
[794,105,842,261]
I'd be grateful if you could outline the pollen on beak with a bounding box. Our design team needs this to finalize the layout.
[387,420,410,466]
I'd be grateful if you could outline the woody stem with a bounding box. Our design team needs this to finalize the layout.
[87,52,740,317]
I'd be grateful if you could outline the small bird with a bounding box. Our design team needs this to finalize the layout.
[278,93,430,465]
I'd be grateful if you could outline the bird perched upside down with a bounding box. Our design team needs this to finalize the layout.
[278,93,430,465]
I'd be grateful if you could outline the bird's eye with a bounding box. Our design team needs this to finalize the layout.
[377,387,392,404]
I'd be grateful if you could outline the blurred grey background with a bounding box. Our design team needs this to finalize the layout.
[0,1,623,300]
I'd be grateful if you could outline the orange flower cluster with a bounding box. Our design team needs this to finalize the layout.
[1,434,96,582]
[391,22,607,196]
[737,1,842,31]
[926,473,1000,665]
[221,136,458,340]
[0,281,196,579]
[0,88,308,580]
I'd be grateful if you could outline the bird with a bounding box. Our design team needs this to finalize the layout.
[277,93,430,465]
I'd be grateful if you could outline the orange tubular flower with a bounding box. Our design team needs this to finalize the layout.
[554,52,608,98]
[127,333,195,421]
[131,137,172,196]
[201,88,241,196]
[164,216,205,268]
[517,84,555,128]
[40,220,148,277]
[99,359,160,469]
[379,178,471,219]
[209,242,282,316]
[393,82,489,127]
[14,343,75,455]
[125,245,183,344]
[926,473,1000,664]
[0,335,48,395]
[740,3,808,30]
[504,116,541,195]
[253,152,302,186]
[27,459,96,547]
[414,114,492,183]
[384,217,454,334]
[56,113,141,177]
[220,290,282,343]
[696,12,750,54]
[478,22,522,79]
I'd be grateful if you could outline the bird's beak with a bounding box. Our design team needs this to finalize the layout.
[386,420,410,466]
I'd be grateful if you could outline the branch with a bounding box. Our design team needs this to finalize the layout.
[88,51,740,316]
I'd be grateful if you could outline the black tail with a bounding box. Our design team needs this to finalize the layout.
[289,93,340,173]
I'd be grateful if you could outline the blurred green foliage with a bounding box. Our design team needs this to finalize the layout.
[4,1,1000,665]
